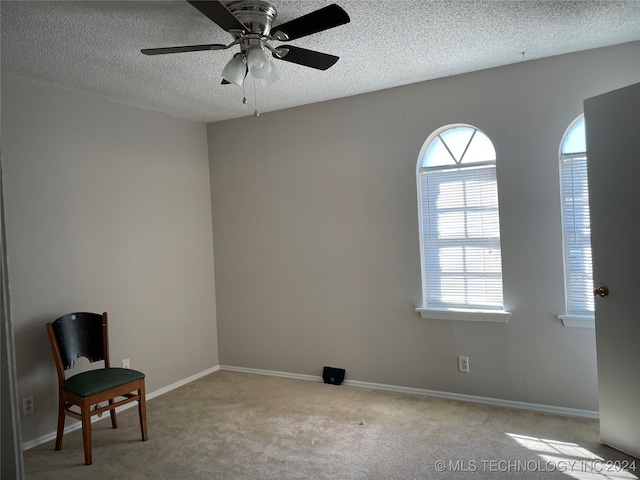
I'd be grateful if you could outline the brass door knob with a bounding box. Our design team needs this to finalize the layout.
[593,286,609,298]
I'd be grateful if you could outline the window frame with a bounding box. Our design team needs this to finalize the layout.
[415,124,510,323]
[556,115,595,329]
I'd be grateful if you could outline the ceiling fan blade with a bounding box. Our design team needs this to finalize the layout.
[141,44,226,55]
[274,45,339,71]
[271,4,350,41]
[186,0,248,32]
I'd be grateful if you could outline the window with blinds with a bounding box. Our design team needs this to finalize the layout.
[559,116,594,314]
[417,125,504,310]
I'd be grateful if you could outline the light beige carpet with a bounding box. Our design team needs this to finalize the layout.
[23,371,638,479]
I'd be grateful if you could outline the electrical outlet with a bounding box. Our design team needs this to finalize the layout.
[22,396,34,416]
[458,356,470,373]
[122,358,130,369]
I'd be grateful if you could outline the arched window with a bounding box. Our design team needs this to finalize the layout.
[416,125,505,317]
[559,116,594,318]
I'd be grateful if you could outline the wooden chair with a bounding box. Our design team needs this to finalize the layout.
[46,311,148,465]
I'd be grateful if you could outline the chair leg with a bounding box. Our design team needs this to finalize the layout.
[138,380,148,441]
[54,397,65,451]
[80,399,93,465]
[108,398,118,429]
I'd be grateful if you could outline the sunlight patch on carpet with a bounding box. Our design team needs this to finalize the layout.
[506,433,638,480]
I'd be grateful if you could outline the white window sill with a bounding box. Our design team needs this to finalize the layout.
[557,314,595,329]
[415,307,511,324]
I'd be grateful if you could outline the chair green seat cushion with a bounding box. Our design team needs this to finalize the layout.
[63,367,145,397]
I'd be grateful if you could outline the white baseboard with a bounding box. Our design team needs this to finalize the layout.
[221,365,321,382]
[219,365,599,420]
[22,365,220,451]
[145,365,220,401]
[23,363,598,451]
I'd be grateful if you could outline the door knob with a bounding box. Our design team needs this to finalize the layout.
[593,286,609,298]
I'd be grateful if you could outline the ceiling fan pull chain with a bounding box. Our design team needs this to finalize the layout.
[242,75,247,105]
[253,77,260,117]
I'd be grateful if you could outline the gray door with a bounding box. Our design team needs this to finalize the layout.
[584,82,640,458]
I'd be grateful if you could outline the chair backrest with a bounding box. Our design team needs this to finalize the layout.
[47,312,110,371]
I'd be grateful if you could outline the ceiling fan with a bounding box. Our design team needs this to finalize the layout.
[141,0,350,89]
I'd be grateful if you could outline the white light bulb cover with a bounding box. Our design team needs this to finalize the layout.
[247,47,272,79]
[247,47,267,69]
[260,60,280,86]
[251,60,272,79]
[222,55,245,86]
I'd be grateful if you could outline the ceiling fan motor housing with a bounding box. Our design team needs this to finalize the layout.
[226,1,276,36]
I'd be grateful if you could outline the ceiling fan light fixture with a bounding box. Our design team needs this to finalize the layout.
[247,46,272,79]
[222,54,246,86]
[260,60,280,87]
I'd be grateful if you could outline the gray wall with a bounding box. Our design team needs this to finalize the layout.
[1,77,219,445]
[208,41,640,412]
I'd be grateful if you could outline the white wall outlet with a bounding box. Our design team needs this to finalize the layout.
[22,396,34,416]
[458,356,470,373]
[122,358,130,369]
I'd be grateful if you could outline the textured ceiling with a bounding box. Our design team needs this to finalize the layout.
[2,1,640,123]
